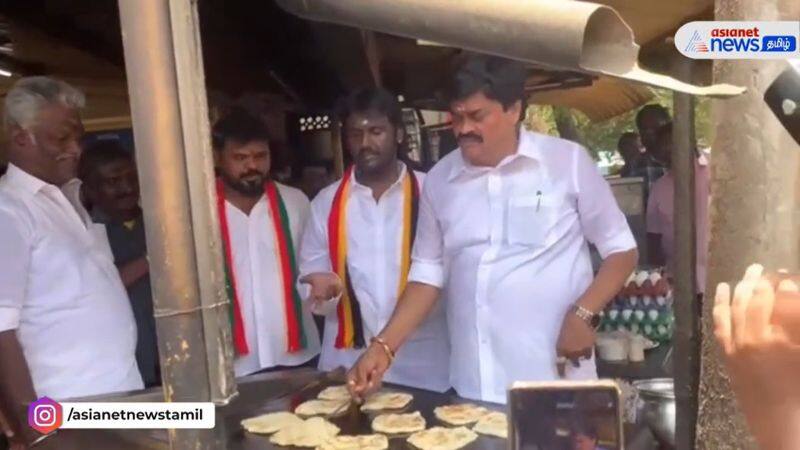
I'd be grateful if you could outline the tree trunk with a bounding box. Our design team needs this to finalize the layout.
[697,0,800,448]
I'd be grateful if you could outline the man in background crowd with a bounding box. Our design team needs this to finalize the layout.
[616,132,644,178]
[636,104,671,161]
[634,104,669,199]
[646,122,709,294]
[0,76,142,446]
[213,109,320,376]
[79,140,160,388]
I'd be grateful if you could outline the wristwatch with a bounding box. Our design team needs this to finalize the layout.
[571,304,601,329]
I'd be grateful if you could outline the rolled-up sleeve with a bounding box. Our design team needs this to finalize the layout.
[407,179,445,288]
[0,208,31,331]
[573,146,637,258]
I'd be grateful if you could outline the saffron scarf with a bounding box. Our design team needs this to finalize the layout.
[327,165,420,348]
[216,178,307,355]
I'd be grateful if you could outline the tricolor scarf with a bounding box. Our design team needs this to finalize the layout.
[328,165,420,349]
[216,178,307,356]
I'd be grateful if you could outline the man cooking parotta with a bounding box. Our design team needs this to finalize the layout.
[348,54,637,403]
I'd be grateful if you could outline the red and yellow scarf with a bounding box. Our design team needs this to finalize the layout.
[327,165,420,349]
[216,178,307,355]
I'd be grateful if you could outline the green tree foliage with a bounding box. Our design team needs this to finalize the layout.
[523,89,714,159]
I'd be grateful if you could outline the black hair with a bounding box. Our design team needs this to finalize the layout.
[212,108,271,151]
[336,87,403,129]
[445,53,528,110]
[635,104,671,130]
[78,139,132,184]
[617,131,640,149]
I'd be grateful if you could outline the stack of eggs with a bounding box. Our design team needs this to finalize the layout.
[598,269,674,343]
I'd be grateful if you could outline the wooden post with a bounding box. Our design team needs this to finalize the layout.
[696,0,800,447]
[118,1,236,448]
[166,0,237,405]
[671,53,699,450]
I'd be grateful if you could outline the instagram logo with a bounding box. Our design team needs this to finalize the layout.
[28,397,63,434]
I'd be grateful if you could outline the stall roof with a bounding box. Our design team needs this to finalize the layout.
[0,0,718,128]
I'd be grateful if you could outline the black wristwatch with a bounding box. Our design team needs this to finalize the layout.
[571,304,601,329]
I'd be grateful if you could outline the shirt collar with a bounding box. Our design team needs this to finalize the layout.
[3,163,83,196]
[351,161,408,192]
[3,163,49,195]
[447,129,541,182]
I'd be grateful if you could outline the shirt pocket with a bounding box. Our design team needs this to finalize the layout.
[507,193,563,247]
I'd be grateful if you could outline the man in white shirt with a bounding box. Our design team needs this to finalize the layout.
[212,110,320,377]
[349,55,638,403]
[299,88,450,392]
[0,77,143,440]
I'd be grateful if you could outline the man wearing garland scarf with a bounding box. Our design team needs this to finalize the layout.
[348,55,638,403]
[213,109,320,377]
[298,88,450,392]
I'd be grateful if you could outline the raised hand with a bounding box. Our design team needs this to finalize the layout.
[713,264,800,450]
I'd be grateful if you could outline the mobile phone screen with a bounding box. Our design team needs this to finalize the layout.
[509,383,622,450]
[764,62,800,146]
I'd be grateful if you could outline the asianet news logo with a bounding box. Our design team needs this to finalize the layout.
[676,21,799,59]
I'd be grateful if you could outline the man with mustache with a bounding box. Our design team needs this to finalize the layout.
[0,77,142,445]
[298,88,450,392]
[213,109,320,376]
[349,55,637,403]
[79,140,160,388]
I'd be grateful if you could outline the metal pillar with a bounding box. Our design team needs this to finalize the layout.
[671,53,698,450]
[117,0,236,448]
[696,0,800,447]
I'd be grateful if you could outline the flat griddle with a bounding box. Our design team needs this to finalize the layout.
[223,369,507,450]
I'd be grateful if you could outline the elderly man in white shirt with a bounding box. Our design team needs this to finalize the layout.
[348,55,638,403]
[212,110,320,377]
[299,88,450,392]
[0,77,143,436]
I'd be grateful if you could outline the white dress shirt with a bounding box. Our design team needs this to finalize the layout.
[0,164,143,400]
[408,130,636,402]
[226,182,320,376]
[299,164,450,392]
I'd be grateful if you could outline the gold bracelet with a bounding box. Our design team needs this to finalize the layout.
[370,336,395,366]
